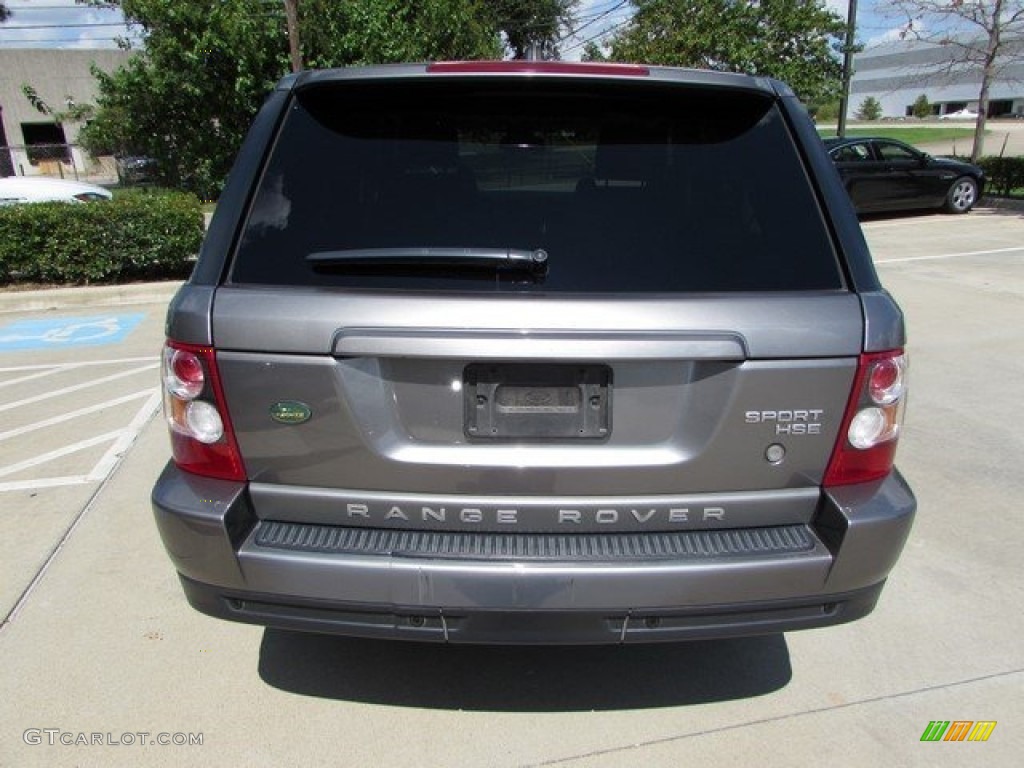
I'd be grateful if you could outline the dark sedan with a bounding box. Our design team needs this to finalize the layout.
[823,136,985,214]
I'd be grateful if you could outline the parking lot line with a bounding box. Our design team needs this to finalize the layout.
[88,390,162,481]
[0,475,93,493]
[0,430,125,481]
[876,245,1024,264]
[0,348,161,497]
[0,367,73,390]
[0,362,156,414]
[0,390,161,493]
[0,355,158,373]
[0,390,154,442]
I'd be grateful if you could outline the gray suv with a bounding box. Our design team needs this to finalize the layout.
[152,62,915,644]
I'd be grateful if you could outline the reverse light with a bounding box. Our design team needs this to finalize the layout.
[825,350,908,487]
[184,400,224,444]
[161,341,245,481]
[848,407,888,450]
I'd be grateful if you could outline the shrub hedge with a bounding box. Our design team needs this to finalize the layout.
[977,156,1024,198]
[0,189,203,285]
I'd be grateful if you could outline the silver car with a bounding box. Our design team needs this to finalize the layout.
[152,62,915,644]
[0,176,112,205]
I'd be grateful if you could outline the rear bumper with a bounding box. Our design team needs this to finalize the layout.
[180,574,884,644]
[152,465,915,644]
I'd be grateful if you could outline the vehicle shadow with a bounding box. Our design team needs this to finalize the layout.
[257,630,792,711]
[859,210,942,223]
[858,201,1023,223]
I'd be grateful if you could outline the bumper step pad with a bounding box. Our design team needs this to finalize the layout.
[253,520,815,562]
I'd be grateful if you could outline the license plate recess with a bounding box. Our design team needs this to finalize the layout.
[464,364,611,440]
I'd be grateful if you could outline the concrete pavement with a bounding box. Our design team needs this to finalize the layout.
[0,210,1022,767]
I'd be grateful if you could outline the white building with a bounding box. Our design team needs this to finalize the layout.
[0,49,132,180]
[849,37,1024,119]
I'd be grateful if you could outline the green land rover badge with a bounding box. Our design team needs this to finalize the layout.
[270,401,312,425]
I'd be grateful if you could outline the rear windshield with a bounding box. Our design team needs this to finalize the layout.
[231,79,842,292]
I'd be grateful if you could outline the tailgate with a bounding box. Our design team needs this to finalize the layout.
[213,287,859,504]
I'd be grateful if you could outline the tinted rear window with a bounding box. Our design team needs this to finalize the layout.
[231,79,842,292]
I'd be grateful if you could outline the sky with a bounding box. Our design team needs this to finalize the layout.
[0,0,916,53]
[559,1,914,60]
[0,1,136,49]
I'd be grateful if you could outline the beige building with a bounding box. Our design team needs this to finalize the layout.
[850,38,1024,120]
[0,48,132,180]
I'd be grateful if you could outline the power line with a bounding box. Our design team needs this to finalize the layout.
[562,18,632,55]
[0,22,129,29]
[0,37,126,43]
[562,0,629,39]
[560,1,632,53]
[494,0,628,35]
[1,4,120,9]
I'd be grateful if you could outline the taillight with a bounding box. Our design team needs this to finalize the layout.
[824,350,908,487]
[161,341,245,481]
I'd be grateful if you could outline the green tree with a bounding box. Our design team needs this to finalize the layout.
[486,0,578,59]
[856,96,882,121]
[911,93,931,118]
[79,0,502,198]
[810,99,841,122]
[604,0,847,103]
[580,40,608,62]
[21,85,96,124]
[298,0,500,69]
[79,1,286,200]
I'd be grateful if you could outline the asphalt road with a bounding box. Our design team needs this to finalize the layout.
[0,208,1022,767]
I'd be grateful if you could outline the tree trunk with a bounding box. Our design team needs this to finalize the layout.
[973,75,990,162]
[284,0,303,73]
[972,0,1005,162]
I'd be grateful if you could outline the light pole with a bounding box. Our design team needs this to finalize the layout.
[837,0,859,137]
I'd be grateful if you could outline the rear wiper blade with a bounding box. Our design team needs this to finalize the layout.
[306,247,549,271]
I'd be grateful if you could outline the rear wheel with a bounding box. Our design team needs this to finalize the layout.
[945,176,978,214]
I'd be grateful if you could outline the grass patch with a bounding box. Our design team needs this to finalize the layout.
[816,127,977,146]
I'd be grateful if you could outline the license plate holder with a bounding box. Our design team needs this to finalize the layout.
[464,364,611,440]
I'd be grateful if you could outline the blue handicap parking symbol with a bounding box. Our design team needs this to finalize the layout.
[0,313,146,352]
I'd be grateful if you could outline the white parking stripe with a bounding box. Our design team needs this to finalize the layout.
[0,356,158,373]
[0,363,156,414]
[0,389,156,442]
[0,476,92,493]
[0,366,70,390]
[0,430,124,480]
[88,391,162,481]
[876,246,1024,264]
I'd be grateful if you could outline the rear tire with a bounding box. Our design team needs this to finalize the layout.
[945,176,978,214]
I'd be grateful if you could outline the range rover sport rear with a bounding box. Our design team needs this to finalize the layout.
[152,62,915,644]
